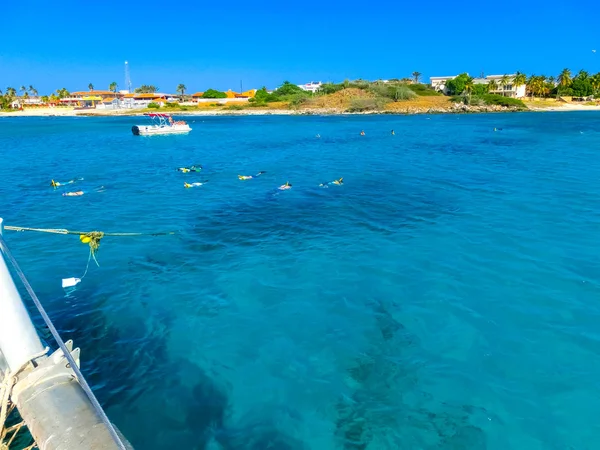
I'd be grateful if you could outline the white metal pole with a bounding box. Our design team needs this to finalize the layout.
[0,217,45,371]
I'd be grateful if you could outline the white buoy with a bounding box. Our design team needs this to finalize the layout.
[62,277,81,289]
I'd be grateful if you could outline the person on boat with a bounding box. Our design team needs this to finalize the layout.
[184,181,207,188]
[238,171,266,180]
[360,130,365,136]
[51,178,83,188]
[168,116,174,125]
[319,178,343,188]
[177,165,202,173]
[278,182,292,191]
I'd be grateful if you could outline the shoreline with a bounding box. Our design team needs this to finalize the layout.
[1,103,600,118]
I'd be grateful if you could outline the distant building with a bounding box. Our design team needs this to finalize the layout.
[298,81,322,93]
[121,92,175,108]
[430,76,458,93]
[430,74,526,98]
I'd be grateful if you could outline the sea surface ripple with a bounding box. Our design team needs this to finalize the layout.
[1,112,600,449]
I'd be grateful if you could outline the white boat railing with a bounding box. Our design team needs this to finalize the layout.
[0,218,131,449]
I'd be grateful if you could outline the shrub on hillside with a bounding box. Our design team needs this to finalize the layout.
[227,104,245,110]
[482,94,526,108]
[347,97,387,112]
[407,83,442,96]
[147,102,160,109]
[320,83,345,94]
[369,84,417,101]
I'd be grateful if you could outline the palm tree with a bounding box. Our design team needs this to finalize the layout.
[591,73,600,95]
[176,83,186,101]
[575,69,589,80]
[513,72,526,89]
[526,75,537,98]
[536,76,548,98]
[547,76,556,85]
[56,88,69,99]
[29,85,38,96]
[19,86,27,96]
[463,78,474,104]
[88,83,94,91]
[41,95,49,103]
[412,71,422,84]
[558,68,572,89]
[500,75,510,96]
[109,82,118,93]
[488,80,498,92]
[6,87,17,98]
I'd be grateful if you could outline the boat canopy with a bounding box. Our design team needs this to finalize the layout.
[145,113,171,118]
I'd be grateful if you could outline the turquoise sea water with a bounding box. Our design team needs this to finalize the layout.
[1,112,600,449]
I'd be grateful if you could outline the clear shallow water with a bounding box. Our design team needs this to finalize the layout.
[1,112,600,449]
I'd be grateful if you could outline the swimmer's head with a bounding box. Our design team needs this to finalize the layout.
[51,180,57,187]
[184,182,191,188]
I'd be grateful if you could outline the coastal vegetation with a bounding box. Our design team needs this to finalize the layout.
[134,85,158,93]
[2,67,600,115]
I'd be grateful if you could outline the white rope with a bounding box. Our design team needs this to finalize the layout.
[0,234,127,450]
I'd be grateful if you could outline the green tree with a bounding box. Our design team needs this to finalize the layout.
[488,80,498,92]
[275,81,305,96]
[134,85,158,93]
[28,85,38,96]
[571,78,593,96]
[445,73,472,95]
[56,88,69,98]
[109,82,118,93]
[202,89,227,99]
[575,69,589,81]
[41,95,49,103]
[591,73,600,95]
[499,75,510,95]
[6,87,17,98]
[557,68,572,95]
[176,83,186,100]
[19,86,27,96]
[513,72,526,90]
[88,83,94,91]
[412,71,422,83]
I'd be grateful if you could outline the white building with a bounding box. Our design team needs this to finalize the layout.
[298,81,322,93]
[430,74,526,98]
[430,76,457,93]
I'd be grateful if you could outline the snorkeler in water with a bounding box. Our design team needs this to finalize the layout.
[51,178,83,188]
[62,186,105,197]
[319,178,343,187]
[177,165,202,173]
[238,171,266,180]
[360,130,366,136]
[278,181,292,190]
[184,181,208,188]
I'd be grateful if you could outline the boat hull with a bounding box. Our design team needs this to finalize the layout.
[132,124,191,136]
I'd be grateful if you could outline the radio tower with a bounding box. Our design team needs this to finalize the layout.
[124,61,132,93]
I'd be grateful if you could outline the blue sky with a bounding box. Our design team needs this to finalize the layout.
[1,0,599,94]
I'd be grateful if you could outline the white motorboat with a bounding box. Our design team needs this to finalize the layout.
[132,113,191,135]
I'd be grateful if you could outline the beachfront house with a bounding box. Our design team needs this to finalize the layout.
[298,81,322,93]
[430,74,526,98]
[192,89,256,105]
[121,93,170,108]
[96,98,120,109]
